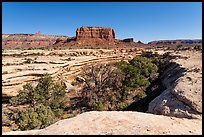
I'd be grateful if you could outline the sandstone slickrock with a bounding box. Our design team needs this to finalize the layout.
[3,111,202,135]
[148,50,202,119]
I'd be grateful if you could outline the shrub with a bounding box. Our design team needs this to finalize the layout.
[9,73,66,130]
[194,45,202,51]
[116,56,158,90]
[176,44,183,49]
[92,102,105,111]
[23,58,33,64]
[11,104,55,130]
[136,91,147,100]
[80,64,125,110]
[71,80,79,86]
[116,102,128,110]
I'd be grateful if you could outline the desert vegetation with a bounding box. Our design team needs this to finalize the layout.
[4,50,169,131]
[2,47,201,133]
[68,51,170,112]
[6,74,66,130]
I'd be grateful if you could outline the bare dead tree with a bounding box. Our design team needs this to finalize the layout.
[79,63,125,109]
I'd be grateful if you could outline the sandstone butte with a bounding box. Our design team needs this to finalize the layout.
[76,26,115,40]
[3,50,202,135]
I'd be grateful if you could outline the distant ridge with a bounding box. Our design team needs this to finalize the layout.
[148,39,202,45]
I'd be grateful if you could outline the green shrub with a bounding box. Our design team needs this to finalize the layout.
[116,56,158,90]
[116,102,128,110]
[9,73,66,130]
[71,80,79,86]
[136,91,147,100]
[11,104,55,130]
[93,102,105,111]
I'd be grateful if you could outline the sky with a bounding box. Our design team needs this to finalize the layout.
[2,2,202,43]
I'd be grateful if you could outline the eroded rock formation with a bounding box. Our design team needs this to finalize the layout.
[76,26,115,40]
[148,51,202,119]
[122,38,134,43]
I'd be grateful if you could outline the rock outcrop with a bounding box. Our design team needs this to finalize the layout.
[53,26,140,48]
[3,111,202,135]
[148,50,202,119]
[122,38,134,43]
[76,26,115,40]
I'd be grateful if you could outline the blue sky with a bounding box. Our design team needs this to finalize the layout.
[2,2,202,43]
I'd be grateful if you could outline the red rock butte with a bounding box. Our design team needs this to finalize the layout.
[76,26,116,40]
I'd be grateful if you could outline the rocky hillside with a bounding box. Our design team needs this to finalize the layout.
[148,39,202,45]
[2,33,68,49]
[3,50,202,135]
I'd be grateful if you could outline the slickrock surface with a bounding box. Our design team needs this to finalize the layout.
[3,111,202,135]
[2,48,143,97]
[2,50,202,135]
[148,50,202,119]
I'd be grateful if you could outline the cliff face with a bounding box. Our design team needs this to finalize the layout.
[148,50,202,119]
[2,34,68,49]
[76,26,115,40]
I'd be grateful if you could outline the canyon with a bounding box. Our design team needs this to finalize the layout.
[2,48,202,135]
[2,26,202,135]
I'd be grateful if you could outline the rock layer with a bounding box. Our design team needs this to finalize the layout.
[148,50,202,119]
